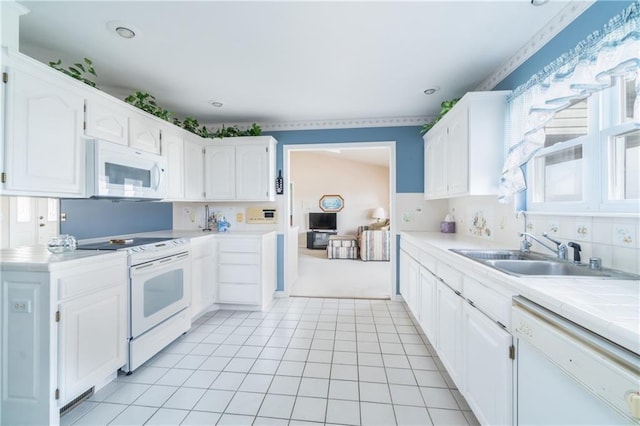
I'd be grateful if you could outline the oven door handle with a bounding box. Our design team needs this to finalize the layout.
[130,252,190,274]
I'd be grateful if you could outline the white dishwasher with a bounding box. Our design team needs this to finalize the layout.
[512,296,640,425]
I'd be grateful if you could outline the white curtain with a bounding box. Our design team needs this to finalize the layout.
[498,1,640,202]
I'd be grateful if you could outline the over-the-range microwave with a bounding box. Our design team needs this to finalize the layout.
[86,139,167,200]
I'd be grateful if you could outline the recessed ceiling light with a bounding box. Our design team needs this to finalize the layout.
[209,101,223,107]
[115,26,136,39]
[530,0,550,6]
[106,21,141,39]
[423,87,439,95]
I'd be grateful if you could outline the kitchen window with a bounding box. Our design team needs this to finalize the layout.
[526,77,638,213]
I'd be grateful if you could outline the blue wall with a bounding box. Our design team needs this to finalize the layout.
[265,126,424,193]
[60,199,172,239]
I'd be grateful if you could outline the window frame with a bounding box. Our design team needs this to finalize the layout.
[525,76,639,214]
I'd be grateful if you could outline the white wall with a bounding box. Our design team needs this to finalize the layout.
[290,151,389,241]
[446,195,640,275]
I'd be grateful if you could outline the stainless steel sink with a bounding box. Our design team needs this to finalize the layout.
[449,249,639,280]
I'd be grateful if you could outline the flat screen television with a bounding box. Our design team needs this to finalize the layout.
[309,212,337,230]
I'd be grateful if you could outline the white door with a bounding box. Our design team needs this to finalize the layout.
[8,197,59,248]
[128,111,161,154]
[84,97,128,145]
[183,138,205,200]
[436,281,463,388]
[419,266,437,345]
[462,302,513,426]
[58,284,127,405]
[446,106,469,196]
[162,130,184,199]
[4,66,85,196]
[204,145,235,200]
[235,144,270,200]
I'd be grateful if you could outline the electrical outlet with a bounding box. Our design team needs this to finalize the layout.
[11,299,31,313]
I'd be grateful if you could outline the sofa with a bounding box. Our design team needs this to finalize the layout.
[357,221,391,261]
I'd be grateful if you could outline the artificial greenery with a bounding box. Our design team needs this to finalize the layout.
[124,91,174,122]
[49,58,97,87]
[420,98,460,134]
[212,123,262,138]
[124,90,262,138]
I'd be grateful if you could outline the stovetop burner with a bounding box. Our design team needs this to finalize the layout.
[77,237,176,251]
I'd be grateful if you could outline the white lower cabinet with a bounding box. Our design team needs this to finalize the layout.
[1,251,128,426]
[216,233,276,310]
[190,236,216,319]
[462,301,513,426]
[435,280,464,388]
[399,234,515,425]
[419,265,437,345]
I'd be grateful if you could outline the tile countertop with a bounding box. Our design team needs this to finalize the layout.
[0,246,127,272]
[401,232,640,355]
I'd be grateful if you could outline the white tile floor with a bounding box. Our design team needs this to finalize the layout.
[62,298,479,426]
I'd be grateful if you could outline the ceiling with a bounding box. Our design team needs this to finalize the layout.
[17,1,584,129]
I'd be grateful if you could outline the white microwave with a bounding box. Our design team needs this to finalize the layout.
[86,140,167,200]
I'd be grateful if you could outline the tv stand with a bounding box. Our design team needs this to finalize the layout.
[306,230,337,249]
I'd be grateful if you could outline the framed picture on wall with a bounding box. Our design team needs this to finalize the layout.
[319,194,344,212]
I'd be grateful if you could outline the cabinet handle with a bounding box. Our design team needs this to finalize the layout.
[39,223,45,227]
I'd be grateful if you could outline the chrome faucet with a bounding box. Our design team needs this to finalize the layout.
[519,232,568,260]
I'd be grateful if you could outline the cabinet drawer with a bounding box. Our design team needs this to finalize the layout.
[464,276,511,327]
[419,250,436,273]
[437,261,463,292]
[218,252,260,265]
[58,258,127,300]
[218,238,260,253]
[219,264,260,284]
[218,284,260,304]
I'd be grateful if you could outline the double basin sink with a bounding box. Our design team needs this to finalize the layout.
[450,249,639,280]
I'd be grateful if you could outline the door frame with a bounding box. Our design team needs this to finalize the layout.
[282,141,397,299]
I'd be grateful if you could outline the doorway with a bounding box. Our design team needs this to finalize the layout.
[283,141,396,299]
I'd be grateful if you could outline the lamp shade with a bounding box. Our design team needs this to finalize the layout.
[371,207,386,220]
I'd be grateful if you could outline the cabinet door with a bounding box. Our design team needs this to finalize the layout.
[162,130,184,199]
[204,145,235,200]
[4,66,85,196]
[462,302,513,426]
[84,97,128,145]
[407,257,420,321]
[235,144,271,200]
[399,250,409,298]
[419,266,437,345]
[191,255,215,318]
[58,284,127,405]
[184,138,205,200]
[445,106,469,196]
[129,112,161,154]
[424,129,447,199]
[436,281,463,388]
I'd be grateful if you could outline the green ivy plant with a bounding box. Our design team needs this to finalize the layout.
[212,123,262,138]
[420,98,460,134]
[124,91,261,139]
[49,58,97,87]
[124,91,173,122]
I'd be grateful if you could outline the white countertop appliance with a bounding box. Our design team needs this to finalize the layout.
[86,139,167,200]
[77,237,191,373]
[513,296,640,425]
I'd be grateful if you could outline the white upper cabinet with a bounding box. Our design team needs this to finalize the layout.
[161,126,185,200]
[2,50,85,197]
[424,91,509,200]
[204,136,277,201]
[128,110,161,154]
[84,96,128,145]
[204,144,235,200]
[183,135,205,201]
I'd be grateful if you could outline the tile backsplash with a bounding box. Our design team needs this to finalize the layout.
[446,196,640,275]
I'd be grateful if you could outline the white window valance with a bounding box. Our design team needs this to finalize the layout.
[498,1,640,203]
